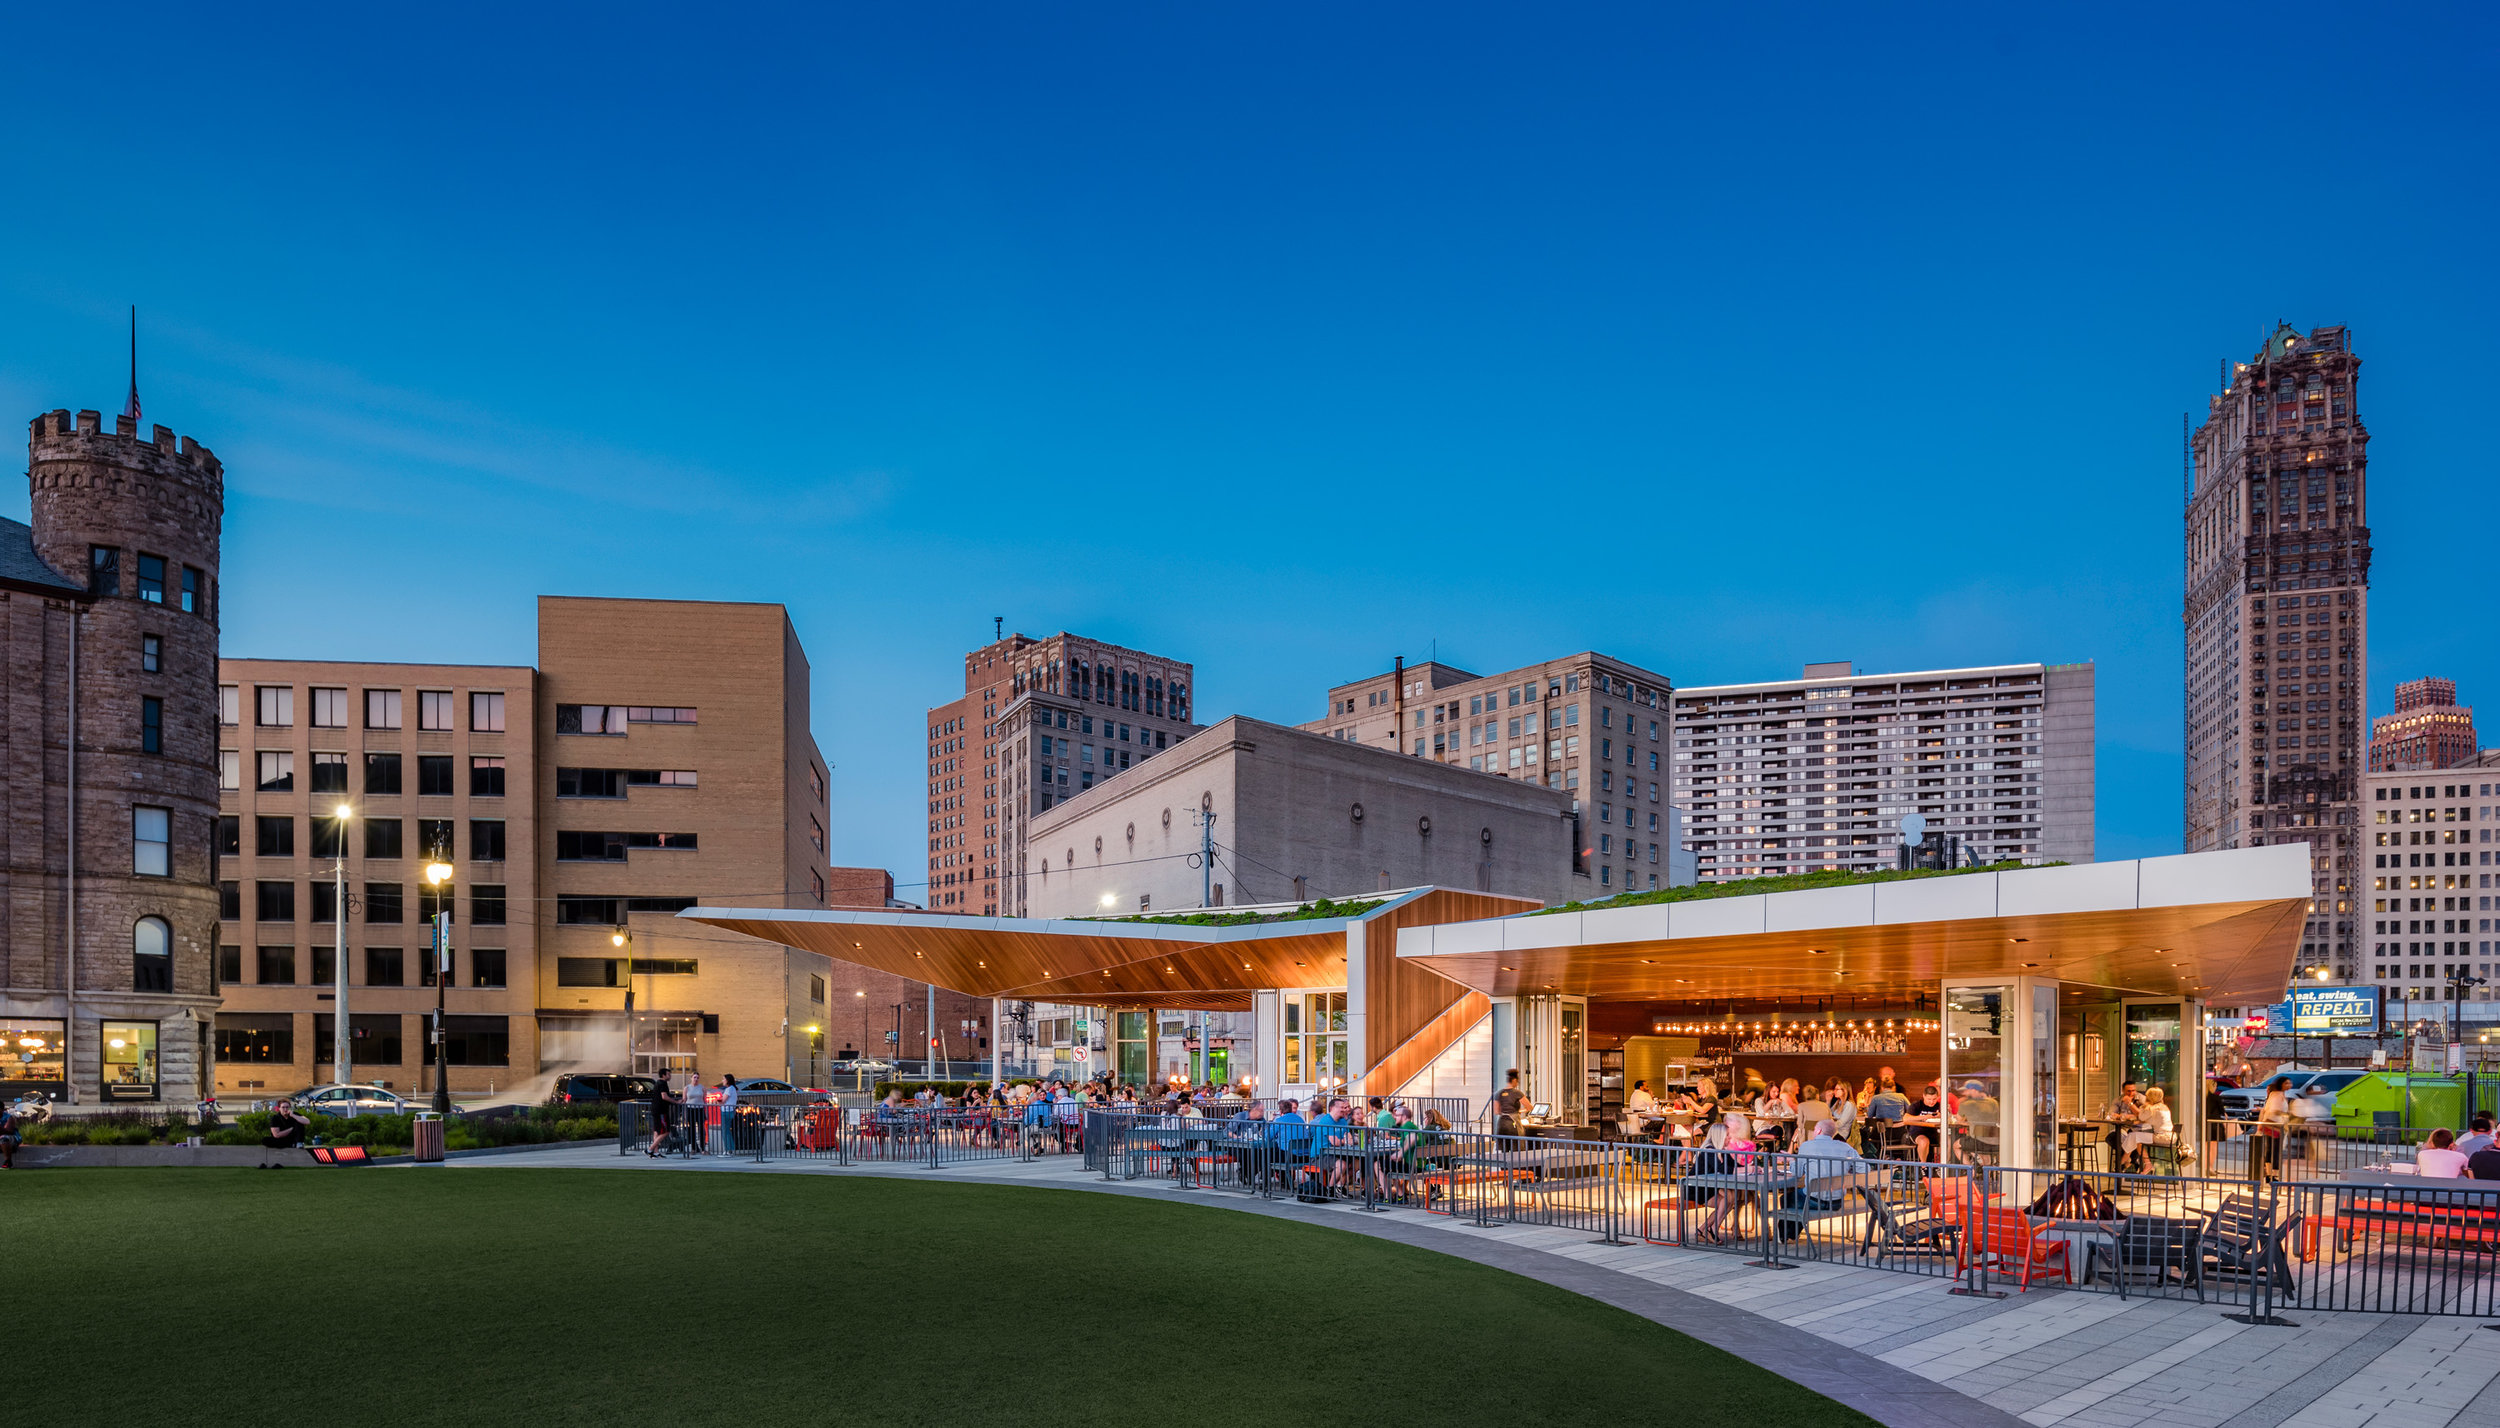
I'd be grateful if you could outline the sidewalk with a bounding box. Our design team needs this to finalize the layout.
[449,1144,2500,1428]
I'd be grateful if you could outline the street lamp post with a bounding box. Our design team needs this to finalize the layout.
[612,928,635,1078]
[423,858,454,1116]
[332,802,353,1088]
[958,1018,980,1083]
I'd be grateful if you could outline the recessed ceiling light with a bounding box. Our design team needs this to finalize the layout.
[2019,962,2040,968]
[2009,937,2028,944]
[1499,965,1516,972]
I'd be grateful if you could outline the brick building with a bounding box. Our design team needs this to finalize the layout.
[2184,323,2372,980]
[2368,677,2476,771]
[1301,650,1677,896]
[211,598,950,1094]
[929,630,1199,918]
[2,407,224,1104]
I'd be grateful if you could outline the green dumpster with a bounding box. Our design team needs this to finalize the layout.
[2330,1073,2465,1135]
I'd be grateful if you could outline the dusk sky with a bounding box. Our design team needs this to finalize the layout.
[3,6,2493,895]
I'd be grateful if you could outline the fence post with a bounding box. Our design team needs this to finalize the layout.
[1745,1153,1789,1270]
[1473,1132,1495,1228]
[927,1111,941,1171]
[1099,1112,1117,1183]
[1949,1165,2004,1298]
[1593,1141,1628,1245]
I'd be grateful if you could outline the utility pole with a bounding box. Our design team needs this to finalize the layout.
[1193,806,1218,908]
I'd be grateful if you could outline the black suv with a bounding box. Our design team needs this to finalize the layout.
[550,1073,660,1104]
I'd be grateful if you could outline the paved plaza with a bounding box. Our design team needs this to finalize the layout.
[454,1144,2500,1428]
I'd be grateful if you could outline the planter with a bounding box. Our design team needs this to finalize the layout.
[13,1145,280,1168]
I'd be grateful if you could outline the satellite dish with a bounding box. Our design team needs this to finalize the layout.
[1901,814,1927,842]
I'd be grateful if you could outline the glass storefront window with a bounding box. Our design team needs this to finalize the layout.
[1115,1011,1148,1086]
[101,1020,159,1102]
[2,1017,68,1097]
[1943,986,2005,1165]
[1561,1003,1585,1123]
[1280,992,1346,1089]
[2125,1002,2183,1117]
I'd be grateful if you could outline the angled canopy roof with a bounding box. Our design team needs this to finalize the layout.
[1395,846,2310,1008]
[682,887,1538,1011]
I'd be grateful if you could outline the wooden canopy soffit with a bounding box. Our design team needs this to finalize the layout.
[1398,898,2305,1008]
[682,888,1535,1008]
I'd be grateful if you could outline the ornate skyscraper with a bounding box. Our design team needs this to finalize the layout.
[2183,324,2370,978]
[2368,677,2477,771]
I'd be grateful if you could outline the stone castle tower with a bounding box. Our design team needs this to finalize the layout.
[1,407,224,1104]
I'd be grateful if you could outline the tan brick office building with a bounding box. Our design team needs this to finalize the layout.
[1301,651,1677,897]
[929,631,1200,919]
[213,597,899,1096]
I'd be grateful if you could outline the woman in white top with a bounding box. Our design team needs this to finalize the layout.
[2418,1128,2470,1179]
[2121,1086,2176,1173]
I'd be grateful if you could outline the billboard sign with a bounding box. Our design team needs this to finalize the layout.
[2287,986,2378,1033]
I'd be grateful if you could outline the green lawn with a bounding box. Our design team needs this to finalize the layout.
[13,1170,1872,1426]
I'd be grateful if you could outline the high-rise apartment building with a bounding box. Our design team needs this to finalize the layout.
[3,407,225,1105]
[1669,662,2094,881]
[931,632,1197,918]
[2184,323,2371,978]
[1302,651,1677,895]
[212,598,884,1095]
[2369,677,2476,771]
[2355,756,2500,1011]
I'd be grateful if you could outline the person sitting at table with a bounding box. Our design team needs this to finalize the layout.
[2458,1116,2496,1159]
[2418,1127,2470,1179]
[2467,1133,2500,1182]
[2121,1086,2176,1173]
[1627,1080,1656,1115]
[1876,1065,1904,1096]
[1692,1116,1761,1244]
[1862,1081,1908,1156]
[1795,1118,1858,1210]
[1826,1084,1860,1149]
[1904,1083,1946,1162]
[2102,1082,2143,1171]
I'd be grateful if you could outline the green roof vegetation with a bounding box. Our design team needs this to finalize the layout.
[1531,861,2059,916]
[1076,896,1387,928]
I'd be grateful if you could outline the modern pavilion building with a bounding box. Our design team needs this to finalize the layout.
[688,843,2308,1170]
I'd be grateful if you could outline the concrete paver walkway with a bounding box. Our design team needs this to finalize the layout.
[450,1145,2500,1428]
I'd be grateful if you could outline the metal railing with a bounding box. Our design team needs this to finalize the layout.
[624,1102,2500,1319]
[2275,1175,2500,1317]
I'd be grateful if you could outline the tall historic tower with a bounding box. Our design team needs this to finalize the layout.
[2183,323,2370,979]
[1,407,225,1104]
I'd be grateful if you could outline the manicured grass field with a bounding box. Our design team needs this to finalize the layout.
[15,1170,1871,1426]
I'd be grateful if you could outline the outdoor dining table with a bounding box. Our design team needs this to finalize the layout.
[2059,1121,2110,1172]
[1455,1146,1596,1179]
[2297,1169,2500,1260]
[1673,1166,1804,1241]
[2032,1216,2123,1286]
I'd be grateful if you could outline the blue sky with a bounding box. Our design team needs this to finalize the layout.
[3,6,2493,893]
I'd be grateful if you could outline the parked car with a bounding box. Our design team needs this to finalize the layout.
[2219,1069,2367,1118]
[549,1073,661,1105]
[281,1084,409,1117]
[833,1058,893,1073]
[729,1078,794,1094]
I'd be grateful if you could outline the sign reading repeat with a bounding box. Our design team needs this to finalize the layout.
[2263,986,2379,1034]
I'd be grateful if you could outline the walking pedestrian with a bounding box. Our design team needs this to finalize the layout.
[646,1071,676,1156]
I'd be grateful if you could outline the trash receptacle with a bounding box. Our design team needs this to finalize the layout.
[413,1112,445,1163]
